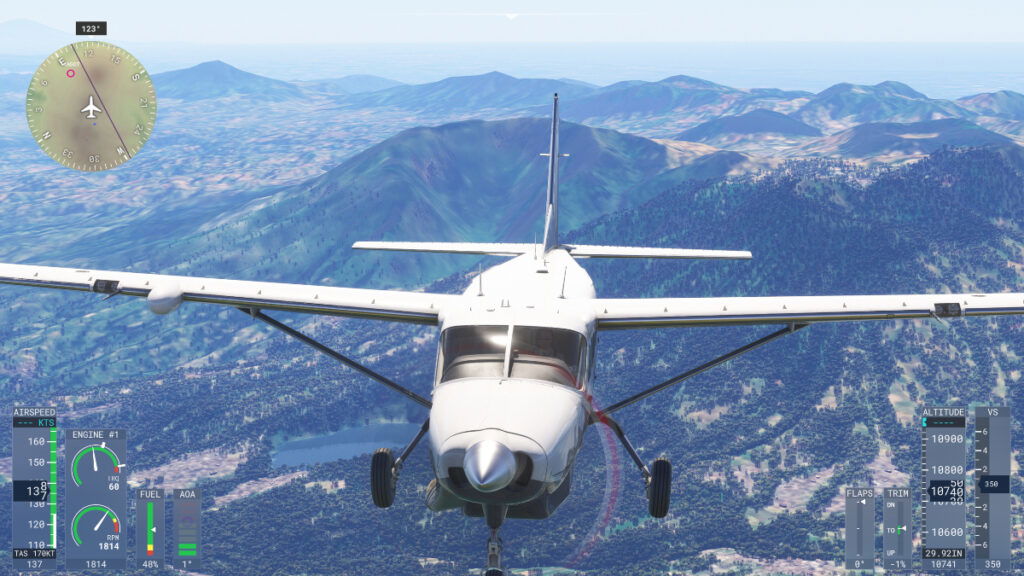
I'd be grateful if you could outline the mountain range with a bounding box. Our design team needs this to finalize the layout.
[790,80,969,132]
[0,117,724,388]
[956,89,1024,120]
[675,109,822,151]
[3,141,1021,575]
[153,60,305,101]
[1,61,1022,388]
[802,118,1015,158]
[341,70,596,114]
[139,62,1024,162]
[5,58,1018,163]
[1,57,1024,575]
[132,63,1024,140]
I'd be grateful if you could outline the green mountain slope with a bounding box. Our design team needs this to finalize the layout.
[0,118,681,389]
[957,90,1024,121]
[793,81,970,133]
[2,143,1022,575]
[678,109,822,142]
[802,118,1015,158]
[342,71,596,114]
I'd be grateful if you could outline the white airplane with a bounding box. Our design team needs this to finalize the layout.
[2,95,1024,575]
[80,95,102,119]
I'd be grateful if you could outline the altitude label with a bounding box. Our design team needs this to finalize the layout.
[921,406,966,571]
[11,406,59,571]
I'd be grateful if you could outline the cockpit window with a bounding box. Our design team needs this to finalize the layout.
[439,325,586,388]
[509,326,584,388]
[440,325,508,383]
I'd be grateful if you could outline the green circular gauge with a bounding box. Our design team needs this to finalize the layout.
[26,41,156,172]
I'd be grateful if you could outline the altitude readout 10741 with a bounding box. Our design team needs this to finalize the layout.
[921,406,967,571]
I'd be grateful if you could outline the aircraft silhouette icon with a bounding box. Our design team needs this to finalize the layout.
[81,95,102,119]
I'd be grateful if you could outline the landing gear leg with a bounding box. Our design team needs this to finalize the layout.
[588,326,811,519]
[483,504,507,576]
[370,448,396,508]
[647,458,671,518]
[485,529,504,576]
[370,419,430,508]
[594,413,672,517]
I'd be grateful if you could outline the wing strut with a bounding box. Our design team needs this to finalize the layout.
[596,413,652,481]
[238,307,432,409]
[598,322,809,416]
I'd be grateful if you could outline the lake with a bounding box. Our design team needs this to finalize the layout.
[271,422,422,468]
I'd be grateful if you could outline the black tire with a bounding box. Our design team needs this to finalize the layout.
[647,458,671,518]
[484,570,504,576]
[371,448,396,508]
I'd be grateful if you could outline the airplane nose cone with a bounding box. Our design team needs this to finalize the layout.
[463,440,517,493]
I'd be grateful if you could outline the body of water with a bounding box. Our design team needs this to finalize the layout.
[271,422,422,468]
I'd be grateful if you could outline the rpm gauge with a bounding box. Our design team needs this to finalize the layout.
[70,504,122,550]
[26,41,157,171]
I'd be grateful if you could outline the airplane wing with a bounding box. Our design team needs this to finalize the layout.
[353,241,535,256]
[0,262,458,325]
[353,242,752,260]
[594,292,1024,329]
[563,245,751,259]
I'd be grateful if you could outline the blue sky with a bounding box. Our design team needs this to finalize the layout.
[4,0,1024,44]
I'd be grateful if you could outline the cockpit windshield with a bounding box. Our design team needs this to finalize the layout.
[440,325,508,383]
[439,325,586,388]
[509,326,584,388]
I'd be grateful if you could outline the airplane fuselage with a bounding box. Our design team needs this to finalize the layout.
[428,249,598,517]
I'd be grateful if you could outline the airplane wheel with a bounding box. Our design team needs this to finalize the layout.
[371,448,396,508]
[647,458,671,518]
[484,570,504,576]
